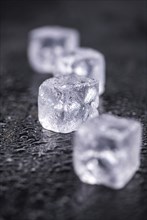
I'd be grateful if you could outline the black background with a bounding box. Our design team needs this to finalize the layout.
[0,1,147,220]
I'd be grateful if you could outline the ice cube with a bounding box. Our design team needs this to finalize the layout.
[73,114,142,189]
[54,48,105,95]
[38,75,99,133]
[28,26,80,73]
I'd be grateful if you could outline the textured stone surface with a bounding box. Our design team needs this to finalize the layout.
[73,114,142,189]
[0,1,147,220]
[38,75,99,133]
[54,48,105,95]
[28,26,80,73]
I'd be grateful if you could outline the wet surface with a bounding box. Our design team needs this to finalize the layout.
[0,1,147,220]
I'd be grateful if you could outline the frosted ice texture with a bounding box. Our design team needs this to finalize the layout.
[54,48,105,95]
[28,26,80,73]
[38,75,99,133]
[73,114,142,189]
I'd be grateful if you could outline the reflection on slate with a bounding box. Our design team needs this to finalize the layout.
[0,1,147,220]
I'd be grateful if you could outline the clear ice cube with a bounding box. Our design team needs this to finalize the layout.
[73,114,142,189]
[54,48,105,95]
[28,26,80,73]
[38,75,99,133]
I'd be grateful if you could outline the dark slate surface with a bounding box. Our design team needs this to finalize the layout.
[0,1,147,220]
